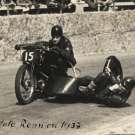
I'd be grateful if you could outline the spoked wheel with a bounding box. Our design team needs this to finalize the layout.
[15,64,35,105]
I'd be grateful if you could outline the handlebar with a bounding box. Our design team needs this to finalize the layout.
[15,41,62,56]
[15,41,49,51]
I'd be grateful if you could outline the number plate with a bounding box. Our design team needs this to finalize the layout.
[24,52,34,62]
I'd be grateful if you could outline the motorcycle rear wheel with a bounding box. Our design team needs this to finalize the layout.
[15,64,35,105]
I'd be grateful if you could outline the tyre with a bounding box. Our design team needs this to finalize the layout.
[97,88,131,106]
[104,94,129,106]
[15,64,35,105]
[110,89,132,106]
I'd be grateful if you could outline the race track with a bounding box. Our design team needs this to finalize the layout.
[0,53,135,135]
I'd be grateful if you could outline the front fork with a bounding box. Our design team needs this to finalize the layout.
[25,63,37,92]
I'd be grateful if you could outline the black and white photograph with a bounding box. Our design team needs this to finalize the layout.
[0,0,135,135]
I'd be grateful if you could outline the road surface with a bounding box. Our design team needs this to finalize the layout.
[0,53,135,135]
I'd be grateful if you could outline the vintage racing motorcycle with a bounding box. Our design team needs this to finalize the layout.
[14,42,135,106]
[14,41,80,105]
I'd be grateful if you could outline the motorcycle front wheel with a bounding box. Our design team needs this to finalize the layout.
[15,64,35,105]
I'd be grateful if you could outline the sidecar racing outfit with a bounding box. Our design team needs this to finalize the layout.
[79,56,135,105]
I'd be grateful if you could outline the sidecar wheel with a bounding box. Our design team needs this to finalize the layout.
[97,89,131,106]
[15,65,35,105]
[111,92,131,106]
[105,95,129,106]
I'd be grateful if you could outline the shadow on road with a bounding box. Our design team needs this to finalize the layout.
[43,96,131,108]
[45,96,96,104]
[97,103,131,108]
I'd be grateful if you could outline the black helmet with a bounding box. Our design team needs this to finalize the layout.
[122,77,135,90]
[103,55,123,80]
[51,25,63,38]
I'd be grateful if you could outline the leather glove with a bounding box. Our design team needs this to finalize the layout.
[51,46,61,52]
[50,47,61,56]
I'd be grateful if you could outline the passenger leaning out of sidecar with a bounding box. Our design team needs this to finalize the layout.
[79,56,135,105]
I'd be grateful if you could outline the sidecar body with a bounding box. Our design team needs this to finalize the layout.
[51,75,78,96]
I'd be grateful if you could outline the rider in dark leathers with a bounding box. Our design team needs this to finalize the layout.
[79,56,122,93]
[44,25,76,96]
[91,56,123,94]
[48,25,76,75]
[79,56,135,105]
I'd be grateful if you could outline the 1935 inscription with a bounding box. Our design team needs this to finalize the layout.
[0,119,81,129]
